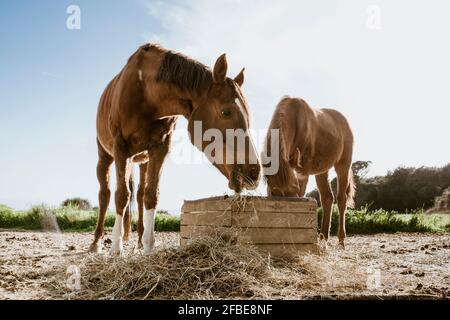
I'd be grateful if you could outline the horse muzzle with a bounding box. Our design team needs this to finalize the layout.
[228,164,260,192]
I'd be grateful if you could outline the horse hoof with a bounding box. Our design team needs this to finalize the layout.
[138,241,143,249]
[109,242,123,257]
[109,248,123,257]
[89,243,102,254]
[319,233,326,241]
[143,244,154,255]
[318,238,328,250]
[143,247,153,255]
[338,241,346,250]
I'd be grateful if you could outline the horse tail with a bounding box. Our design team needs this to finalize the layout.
[123,169,135,240]
[346,168,356,208]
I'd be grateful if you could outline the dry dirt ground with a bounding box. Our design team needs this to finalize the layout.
[0,229,449,300]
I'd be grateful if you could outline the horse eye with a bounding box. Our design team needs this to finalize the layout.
[221,109,232,118]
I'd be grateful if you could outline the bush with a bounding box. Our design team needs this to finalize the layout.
[155,213,180,231]
[0,206,180,232]
[0,204,13,214]
[0,205,46,229]
[316,205,446,235]
[61,198,92,210]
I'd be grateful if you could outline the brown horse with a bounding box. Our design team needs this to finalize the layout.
[90,44,261,255]
[264,96,355,247]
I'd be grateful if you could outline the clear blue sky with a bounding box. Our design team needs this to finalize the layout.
[1,0,449,210]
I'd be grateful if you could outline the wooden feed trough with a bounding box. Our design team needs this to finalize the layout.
[180,196,318,257]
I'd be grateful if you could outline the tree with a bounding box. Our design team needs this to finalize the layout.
[306,162,450,212]
[352,161,372,183]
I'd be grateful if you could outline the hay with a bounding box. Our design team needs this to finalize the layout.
[46,231,370,300]
[39,194,371,299]
[44,194,369,299]
[50,233,266,299]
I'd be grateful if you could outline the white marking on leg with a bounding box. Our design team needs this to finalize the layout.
[142,209,156,255]
[109,214,124,256]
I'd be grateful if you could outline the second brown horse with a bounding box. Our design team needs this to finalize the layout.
[264,96,355,247]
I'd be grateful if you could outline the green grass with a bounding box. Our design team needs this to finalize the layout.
[318,205,450,235]
[0,205,180,232]
[1,204,449,234]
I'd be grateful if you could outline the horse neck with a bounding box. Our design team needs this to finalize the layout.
[150,85,208,120]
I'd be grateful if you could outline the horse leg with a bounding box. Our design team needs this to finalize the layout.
[142,135,172,255]
[297,175,309,197]
[122,167,134,242]
[335,163,352,248]
[89,140,113,253]
[316,172,333,241]
[110,141,132,256]
[137,163,148,248]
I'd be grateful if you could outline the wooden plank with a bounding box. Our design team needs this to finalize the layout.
[181,212,231,227]
[182,199,233,213]
[181,226,316,244]
[234,198,316,213]
[183,202,316,214]
[256,244,319,257]
[237,228,317,244]
[180,239,318,256]
[182,197,317,214]
[231,212,316,229]
[180,225,231,239]
[184,195,316,203]
[181,211,317,228]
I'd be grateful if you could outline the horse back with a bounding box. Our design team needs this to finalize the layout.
[95,44,170,156]
[272,97,353,174]
[96,74,122,154]
[313,108,354,169]
[317,108,353,143]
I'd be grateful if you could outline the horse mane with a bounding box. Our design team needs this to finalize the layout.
[263,96,318,188]
[291,97,317,159]
[263,97,297,187]
[156,50,213,94]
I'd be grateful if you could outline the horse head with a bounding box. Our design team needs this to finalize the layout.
[188,54,260,193]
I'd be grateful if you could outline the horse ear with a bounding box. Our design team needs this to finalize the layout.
[234,68,245,87]
[213,53,228,83]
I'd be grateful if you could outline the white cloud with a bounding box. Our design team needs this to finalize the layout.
[141,0,450,209]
